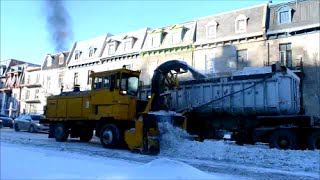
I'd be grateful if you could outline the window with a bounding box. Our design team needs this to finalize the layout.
[47,76,51,89]
[235,14,248,33]
[58,73,63,87]
[75,50,82,60]
[206,21,218,38]
[171,31,181,44]
[89,47,97,57]
[94,77,103,89]
[59,54,64,65]
[236,49,248,70]
[26,90,30,99]
[108,44,115,55]
[120,74,139,96]
[87,70,93,85]
[124,40,132,52]
[278,6,292,24]
[35,89,39,99]
[74,72,79,85]
[36,73,40,83]
[205,54,215,74]
[47,56,52,67]
[279,43,292,67]
[103,76,110,88]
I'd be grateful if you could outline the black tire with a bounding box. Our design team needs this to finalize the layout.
[80,128,93,142]
[29,125,37,133]
[100,124,120,148]
[14,123,20,132]
[307,131,320,150]
[54,123,69,142]
[269,129,298,150]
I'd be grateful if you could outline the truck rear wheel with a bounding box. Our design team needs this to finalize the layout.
[54,123,69,142]
[269,129,298,150]
[100,124,120,148]
[307,131,320,150]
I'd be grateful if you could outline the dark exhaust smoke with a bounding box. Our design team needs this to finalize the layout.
[43,0,73,52]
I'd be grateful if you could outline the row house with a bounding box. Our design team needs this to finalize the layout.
[140,22,196,84]
[194,4,268,75]
[65,34,112,91]
[266,0,320,116]
[20,66,43,114]
[0,59,26,113]
[42,51,70,96]
[0,62,40,117]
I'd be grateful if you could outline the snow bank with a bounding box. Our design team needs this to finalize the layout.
[1,143,229,180]
[159,122,320,174]
[126,158,226,180]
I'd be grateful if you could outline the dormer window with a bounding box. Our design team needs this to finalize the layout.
[278,6,292,24]
[75,50,82,60]
[47,55,52,67]
[108,43,115,55]
[169,25,185,44]
[124,40,132,52]
[107,40,120,55]
[59,53,64,65]
[89,46,97,57]
[150,29,165,48]
[235,14,248,33]
[206,21,218,38]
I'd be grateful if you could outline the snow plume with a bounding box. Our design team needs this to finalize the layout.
[43,0,73,52]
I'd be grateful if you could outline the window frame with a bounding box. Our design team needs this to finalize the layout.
[236,49,248,70]
[277,6,292,25]
[235,14,248,33]
[206,20,218,38]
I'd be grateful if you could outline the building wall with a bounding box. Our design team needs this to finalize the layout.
[194,38,267,75]
[267,32,320,116]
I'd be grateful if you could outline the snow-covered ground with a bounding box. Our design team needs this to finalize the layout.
[1,128,319,179]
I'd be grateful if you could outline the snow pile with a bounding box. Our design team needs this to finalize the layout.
[158,122,320,174]
[127,158,224,180]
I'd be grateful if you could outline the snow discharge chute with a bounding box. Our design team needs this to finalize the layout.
[151,60,207,111]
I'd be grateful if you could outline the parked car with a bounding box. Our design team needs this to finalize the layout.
[0,114,14,128]
[14,114,49,133]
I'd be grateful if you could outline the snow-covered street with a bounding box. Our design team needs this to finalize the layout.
[1,128,319,179]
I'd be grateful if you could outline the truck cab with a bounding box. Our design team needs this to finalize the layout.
[89,68,142,121]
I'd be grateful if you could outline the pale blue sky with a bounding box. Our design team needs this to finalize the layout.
[1,0,285,65]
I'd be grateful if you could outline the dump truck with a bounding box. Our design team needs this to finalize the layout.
[41,67,186,154]
[139,60,320,150]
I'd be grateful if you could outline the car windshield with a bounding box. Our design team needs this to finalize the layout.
[120,74,139,96]
[30,115,43,120]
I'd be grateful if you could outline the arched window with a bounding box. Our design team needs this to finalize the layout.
[277,6,292,24]
[206,20,218,38]
[235,14,248,33]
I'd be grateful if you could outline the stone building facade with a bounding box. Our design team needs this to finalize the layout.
[193,4,268,76]
[267,0,320,116]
